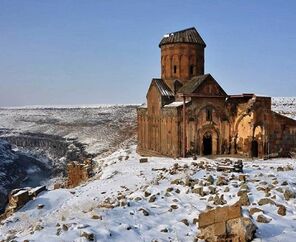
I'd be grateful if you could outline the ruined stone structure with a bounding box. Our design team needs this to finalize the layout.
[0,186,46,221]
[137,27,296,158]
[67,160,93,188]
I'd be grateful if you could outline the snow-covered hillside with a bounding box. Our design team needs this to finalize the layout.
[0,105,137,155]
[1,145,296,241]
[272,97,296,120]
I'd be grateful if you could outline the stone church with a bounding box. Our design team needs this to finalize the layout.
[137,27,296,158]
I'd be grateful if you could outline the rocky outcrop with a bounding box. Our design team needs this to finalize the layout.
[0,140,26,213]
[1,133,89,161]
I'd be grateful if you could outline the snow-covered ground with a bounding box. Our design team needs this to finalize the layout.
[1,144,296,241]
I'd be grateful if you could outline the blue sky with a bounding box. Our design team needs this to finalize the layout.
[0,0,295,106]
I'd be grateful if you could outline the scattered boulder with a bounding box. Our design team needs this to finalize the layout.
[258,198,275,206]
[208,186,216,194]
[240,183,250,192]
[249,207,263,216]
[238,192,250,206]
[180,218,189,226]
[207,175,215,185]
[160,228,168,233]
[62,224,69,231]
[37,204,44,209]
[237,189,248,197]
[148,195,157,203]
[216,176,228,186]
[91,214,102,220]
[213,194,227,205]
[277,204,287,216]
[275,187,283,193]
[33,224,44,232]
[170,204,178,210]
[144,191,151,197]
[281,181,288,186]
[139,158,148,163]
[54,183,64,189]
[139,208,149,216]
[284,189,295,201]
[256,214,272,223]
[239,174,247,182]
[166,187,174,192]
[80,229,95,241]
[192,186,204,196]
[277,166,284,172]
[171,179,184,185]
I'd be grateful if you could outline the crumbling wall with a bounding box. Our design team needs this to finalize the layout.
[67,160,93,188]
[267,112,296,156]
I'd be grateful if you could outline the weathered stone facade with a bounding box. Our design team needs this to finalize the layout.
[137,27,296,158]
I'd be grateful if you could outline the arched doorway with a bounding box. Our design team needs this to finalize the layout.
[203,133,212,155]
[251,140,258,158]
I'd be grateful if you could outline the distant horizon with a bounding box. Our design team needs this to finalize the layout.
[1,1,296,106]
[0,96,295,109]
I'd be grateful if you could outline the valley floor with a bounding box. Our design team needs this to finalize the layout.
[1,145,296,241]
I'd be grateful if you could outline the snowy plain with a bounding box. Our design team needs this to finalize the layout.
[0,105,137,155]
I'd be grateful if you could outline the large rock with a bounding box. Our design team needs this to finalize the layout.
[277,204,287,216]
[249,207,263,216]
[227,217,257,241]
[192,186,204,196]
[198,204,256,242]
[258,198,275,206]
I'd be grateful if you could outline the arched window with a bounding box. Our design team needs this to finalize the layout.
[190,65,194,75]
[206,108,212,121]
[173,65,177,74]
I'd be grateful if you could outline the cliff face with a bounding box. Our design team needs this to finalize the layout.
[0,140,25,212]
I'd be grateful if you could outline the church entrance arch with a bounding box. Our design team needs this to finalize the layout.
[198,126,219,156]
[203,133,212,155]
[251,140,258,158]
